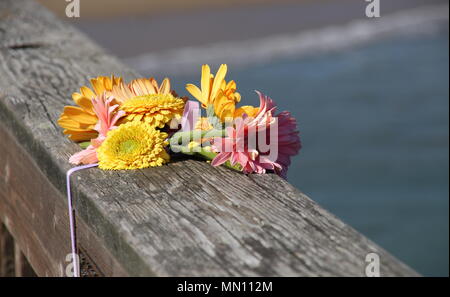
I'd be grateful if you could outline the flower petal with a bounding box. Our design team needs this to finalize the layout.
[210,64,227,101]
[186,84,203,103]
[201,64,211,103]
[62,106,98,124]
[211,152,231,167]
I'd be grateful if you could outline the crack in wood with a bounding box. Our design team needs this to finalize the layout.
[5,43,44,50]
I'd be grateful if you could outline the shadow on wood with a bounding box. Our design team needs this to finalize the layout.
[0,223,36,277]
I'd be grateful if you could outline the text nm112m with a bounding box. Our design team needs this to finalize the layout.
[222,281,272,292]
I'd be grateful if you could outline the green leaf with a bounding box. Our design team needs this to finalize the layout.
[79,141,90,149]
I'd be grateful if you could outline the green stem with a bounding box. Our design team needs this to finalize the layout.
[169,129,241,172]
[196,149,242,172]
[169,129,226,145]
[170,144,195,155]
[196,149,217,160]
[79,141,91,149]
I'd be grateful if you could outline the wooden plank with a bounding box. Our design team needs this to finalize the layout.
[0,0,419,276]
[0,123,128,277]
[14,242,36,277]
[0,223,15,276]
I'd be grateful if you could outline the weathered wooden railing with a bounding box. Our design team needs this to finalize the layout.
[0,0,418,277]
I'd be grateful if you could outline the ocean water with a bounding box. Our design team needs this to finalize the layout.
[168,33,449,276]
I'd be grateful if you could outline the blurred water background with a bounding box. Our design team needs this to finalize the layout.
[170,32,449,276]
[40,0,449,276]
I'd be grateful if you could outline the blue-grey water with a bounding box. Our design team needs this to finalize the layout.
[167,33,449,276]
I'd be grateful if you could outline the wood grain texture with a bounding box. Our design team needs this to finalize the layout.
[14,242,36,277]
[0,223,15,276]
[0,0,418,276]
[0,123,127,277]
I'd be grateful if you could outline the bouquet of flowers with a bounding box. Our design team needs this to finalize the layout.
[58,64,301,178]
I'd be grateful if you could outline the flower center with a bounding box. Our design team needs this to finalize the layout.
[122,94,175,108]
[119,139,139,154]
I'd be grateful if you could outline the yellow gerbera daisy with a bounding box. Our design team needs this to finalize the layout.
[110,77,185,128]
[110,77,177,103]
[97,121,170,170]
[186,64,242,122]
[58,75,122,142]
[120,93,185,128]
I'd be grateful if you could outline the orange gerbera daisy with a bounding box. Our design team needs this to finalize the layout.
[110,77,185,128]
[58,75,122,142]
[110,77,177,103]
[186,64,243,122]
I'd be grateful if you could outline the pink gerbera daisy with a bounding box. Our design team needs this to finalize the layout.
[69,92,125,165]
[211,91,301,178]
